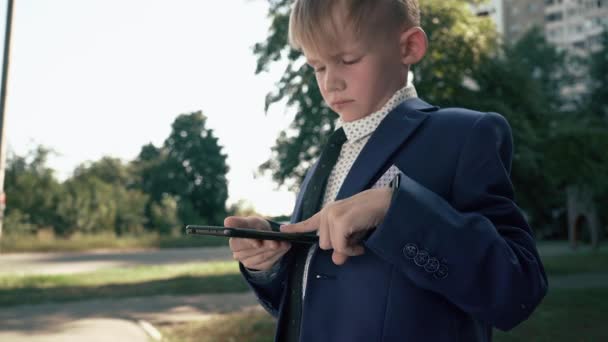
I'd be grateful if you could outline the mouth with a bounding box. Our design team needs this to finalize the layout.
[330,100,354,107]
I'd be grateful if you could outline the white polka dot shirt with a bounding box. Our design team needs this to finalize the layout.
[302,83,418,298]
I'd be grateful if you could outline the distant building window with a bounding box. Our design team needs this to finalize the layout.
[546,12,563,22]
[573,40,586,49]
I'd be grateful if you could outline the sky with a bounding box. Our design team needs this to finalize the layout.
[0,0,299,216]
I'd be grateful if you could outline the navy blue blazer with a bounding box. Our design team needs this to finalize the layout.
[240,98,548,342]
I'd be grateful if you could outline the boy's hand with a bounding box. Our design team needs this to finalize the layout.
[225,216,291,271]
[281,187,393,265]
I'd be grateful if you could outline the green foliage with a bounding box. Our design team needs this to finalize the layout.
[57,160,148,236]
[254,0,344,190]
[587,28,608,119]
[255,0,499,190]
[414,0,498,106]
[164,111,229,225]
[253,0,608,234]
[133,111,230,228]
[72,157,133,188]
[4,110,230,237]
[4,147,63,233]
[2,209,37,235]
[149,194,181,235]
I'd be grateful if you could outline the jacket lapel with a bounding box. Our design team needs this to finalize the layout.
[335,98,436,200]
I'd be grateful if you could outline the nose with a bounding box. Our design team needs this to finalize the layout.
[323,67,345,92]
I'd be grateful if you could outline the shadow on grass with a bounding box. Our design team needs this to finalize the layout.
[494,287,608,341]
[0,234,229,254]
[0,273,249,308]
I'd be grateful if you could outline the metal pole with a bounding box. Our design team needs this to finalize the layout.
[0,0,15,239]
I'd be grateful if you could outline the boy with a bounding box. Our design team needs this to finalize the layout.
[226,0,548,341]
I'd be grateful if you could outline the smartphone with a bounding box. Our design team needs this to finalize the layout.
[185,225,318,244]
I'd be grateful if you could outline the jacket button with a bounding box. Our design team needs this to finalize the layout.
[425,257,439,273]
[434,264,448,279]
[414,250,430,267]
[403,243,418,259]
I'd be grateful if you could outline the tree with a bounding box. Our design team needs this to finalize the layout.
[137,111,230,227]
[587,28,608,120]
[254,0,498,190]
[148,194,181,235]
[131,143,179,232]
[72,156,133,188]
[131,111,230,232]
[4,146,63,234]
[58,158,148,236]
[461,27,572,227]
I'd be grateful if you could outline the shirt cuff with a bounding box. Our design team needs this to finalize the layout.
[244,258,283,283]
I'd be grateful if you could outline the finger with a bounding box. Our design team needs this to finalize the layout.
[261,238,280,250]
[278,241,292,251]
[224,216,248,228]
[233,245,275,261]
[318,211,331,250]
[248,247,289,271]
[229,237,262,252]
[244,216,272,231]
[332,251,349,265]
[331,222,350,256]
[225,216,270,232]
[281,212,321,233]
[244,247,287,269]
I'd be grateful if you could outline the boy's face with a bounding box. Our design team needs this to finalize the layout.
[304,28,407,122]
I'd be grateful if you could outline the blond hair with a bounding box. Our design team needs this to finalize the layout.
[289,0,420,53]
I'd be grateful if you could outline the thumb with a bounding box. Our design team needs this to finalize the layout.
[280,212,320,233]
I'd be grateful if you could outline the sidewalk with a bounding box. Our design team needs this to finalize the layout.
[0,292,260,342]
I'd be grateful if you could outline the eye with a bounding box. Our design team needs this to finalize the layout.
[342,57,362,65]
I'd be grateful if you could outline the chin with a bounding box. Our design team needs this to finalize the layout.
[339,111,367,123]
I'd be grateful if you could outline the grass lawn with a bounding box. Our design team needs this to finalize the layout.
[157,248,608,341]
[2,240,606,340]
[0,261,247,307]
[541,249,608,275]
[0,232,228,253]
[157,309,275,342]
[493,287,608,341]
[159,287,608,342]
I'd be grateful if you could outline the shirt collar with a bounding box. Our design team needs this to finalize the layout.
[339,84,418,143]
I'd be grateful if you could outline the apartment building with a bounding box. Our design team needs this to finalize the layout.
[474,0,608,98]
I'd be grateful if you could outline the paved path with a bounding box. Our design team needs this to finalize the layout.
[0,319,151,342]
[0,293,260,342]
[0,247,233,276]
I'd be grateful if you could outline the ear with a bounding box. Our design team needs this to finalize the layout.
[399,27,428,65]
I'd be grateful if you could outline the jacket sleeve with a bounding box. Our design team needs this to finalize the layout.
[239,255,290,318]
[364,112,548,331]
[238,219,292,317]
